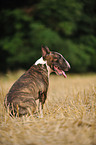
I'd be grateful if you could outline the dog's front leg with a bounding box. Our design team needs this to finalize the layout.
[40,102,43,118]
[39,91,47,118]
[38,100,40,113]
[38,99,44,118]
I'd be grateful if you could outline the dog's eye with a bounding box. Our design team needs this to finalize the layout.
[51,60,54,62]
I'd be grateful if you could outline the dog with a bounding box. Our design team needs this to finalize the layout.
[4,46,70,117]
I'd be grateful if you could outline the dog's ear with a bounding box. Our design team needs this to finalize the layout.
[41,45,50,57]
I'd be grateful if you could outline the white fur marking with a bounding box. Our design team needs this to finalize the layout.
[35,57,46,65]
[35,57,52,77]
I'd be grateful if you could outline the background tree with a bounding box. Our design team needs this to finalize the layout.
[0,0,96,72]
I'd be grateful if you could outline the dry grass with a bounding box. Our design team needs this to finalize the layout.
[0,71,96,145]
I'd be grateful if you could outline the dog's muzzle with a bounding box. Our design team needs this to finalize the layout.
[54,63,71,78]
[54,66,67,78]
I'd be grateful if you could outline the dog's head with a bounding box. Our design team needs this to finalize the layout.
[42,46,71,78]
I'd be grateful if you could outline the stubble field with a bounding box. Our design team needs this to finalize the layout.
[0,71,96,145]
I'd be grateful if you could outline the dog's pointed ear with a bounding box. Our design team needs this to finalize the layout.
[41,45,50,57]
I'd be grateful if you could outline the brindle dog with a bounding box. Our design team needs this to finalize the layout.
[4,46,70,117]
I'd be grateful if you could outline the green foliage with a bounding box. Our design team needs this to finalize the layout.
[0,0,96,72]
[35,0,82,36]
[29,23,65,50]
[59,21,76,36]
[0,10,34,69]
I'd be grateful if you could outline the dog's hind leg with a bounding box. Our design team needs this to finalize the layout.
[10,97,37,116]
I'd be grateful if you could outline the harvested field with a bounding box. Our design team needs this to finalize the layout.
[0,71,96,145]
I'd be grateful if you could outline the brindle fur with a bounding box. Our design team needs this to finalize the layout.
[4,64,48,116]
[4,46,70,117]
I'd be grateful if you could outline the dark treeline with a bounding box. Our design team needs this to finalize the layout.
[0,0,96,73]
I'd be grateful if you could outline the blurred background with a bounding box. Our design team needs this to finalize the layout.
[0,0,96,73]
